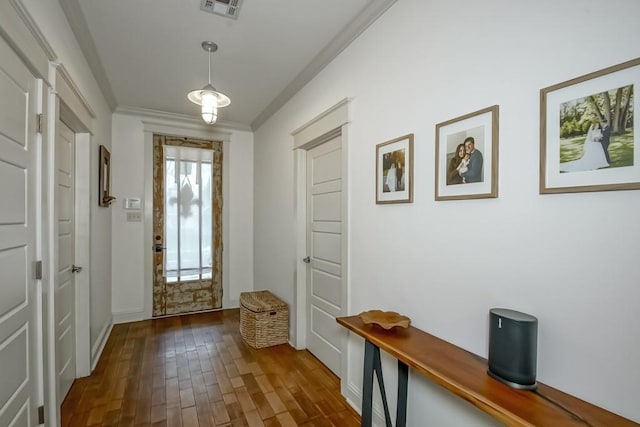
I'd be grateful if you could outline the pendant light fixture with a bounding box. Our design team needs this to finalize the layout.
[187,41,230,125]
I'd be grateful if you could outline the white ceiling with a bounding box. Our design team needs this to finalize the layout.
[60,0,396,129]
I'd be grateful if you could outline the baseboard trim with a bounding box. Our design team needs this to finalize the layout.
[347,381,385,426]
[91,317,113,371]
[113,309,147,324]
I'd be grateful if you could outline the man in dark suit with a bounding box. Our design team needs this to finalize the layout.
[600,119,612,164]
[460,137,483,183]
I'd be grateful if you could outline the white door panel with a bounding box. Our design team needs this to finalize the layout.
[0,326,28,406]
[311,306,342,348]
[311,221,340,234]
[311,258,341,277]
[57,188,73,219]
[312,232,341,264]
[306,136,344,376]
[0,161,26,223]
[0,36,39,427]
[58,327,74,375]
[55,282,73,324]
[312,148,341,184]
[311,270,342,309]
[56,134,72,170]
[56,120,76,403]
[311,178,341,194]
[312,192,341,221]
[0,246,27,315]
[0,73,27,145]
[58,219,72,236]
[58,235,73,270]
[310,285,340,320]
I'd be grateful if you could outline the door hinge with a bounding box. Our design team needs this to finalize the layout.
[35,260,43,280]
[38,405,45,424]
[36,113,43,134]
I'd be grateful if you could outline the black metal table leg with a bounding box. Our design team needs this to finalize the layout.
[372,343,393,427]
[396,360,409,427]
[362,340,398,427]
[362,340,375,427]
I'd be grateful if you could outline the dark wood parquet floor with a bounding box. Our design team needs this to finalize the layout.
[61,309,360,426]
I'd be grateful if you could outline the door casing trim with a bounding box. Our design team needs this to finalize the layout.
[292,99,350,393]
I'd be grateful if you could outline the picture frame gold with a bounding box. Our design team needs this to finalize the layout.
[435,105,499,201]
[376,134,414,204]
[540,57,639,194]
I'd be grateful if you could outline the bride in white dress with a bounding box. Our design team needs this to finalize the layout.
[560,123,609,172]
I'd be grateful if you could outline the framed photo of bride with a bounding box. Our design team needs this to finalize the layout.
[376,134,413,204]
[434,105,499,201]
[540,57,640,194]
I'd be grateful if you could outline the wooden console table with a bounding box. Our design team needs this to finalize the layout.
[337,315,638,427]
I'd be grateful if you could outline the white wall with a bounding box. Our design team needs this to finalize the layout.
[111,112,254,321]
[254,0,640,424]
[20,0,114,357]
[110,115,145,317]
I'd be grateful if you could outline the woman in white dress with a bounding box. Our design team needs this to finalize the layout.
[386,162,397,192]
[559,123,609,172]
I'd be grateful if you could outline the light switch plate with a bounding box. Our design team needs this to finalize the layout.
[126,212,142,222]
[124,197,142,210]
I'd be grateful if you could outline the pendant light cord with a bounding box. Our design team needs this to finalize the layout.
[208,47,212,86]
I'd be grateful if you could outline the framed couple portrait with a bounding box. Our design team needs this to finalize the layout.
[376,134,414,204]
[434,105,499,201]
[540,57,639,194]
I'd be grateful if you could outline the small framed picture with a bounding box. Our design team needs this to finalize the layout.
[376,134,413,204]
[98,145,115,207]
[435,106,499,200]
[540,57,639,194]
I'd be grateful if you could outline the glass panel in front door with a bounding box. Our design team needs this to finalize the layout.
[164,146,214,283]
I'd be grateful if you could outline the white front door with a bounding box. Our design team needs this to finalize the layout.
[0,37,40,426]
[55,120,76,404]
[306,136,344,376]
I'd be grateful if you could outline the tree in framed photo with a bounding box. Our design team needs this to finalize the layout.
[558,85,634,172]
[540,57,640,193]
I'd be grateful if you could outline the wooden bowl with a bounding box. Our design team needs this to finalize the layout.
[359,310,411,330]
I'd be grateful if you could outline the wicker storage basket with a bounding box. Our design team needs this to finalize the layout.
[240,290,289,349]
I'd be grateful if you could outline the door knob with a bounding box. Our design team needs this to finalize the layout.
[154,244,166,253]
[71,265,82,273]
[303,256,311,264]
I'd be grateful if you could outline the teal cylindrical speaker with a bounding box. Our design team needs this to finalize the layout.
[488,308,538,390]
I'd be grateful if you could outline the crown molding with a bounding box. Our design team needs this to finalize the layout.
[115,105,253,132]
[10,0,57,61]
[0,0,55,84]
[250,0,397,131]
[58,0,117,110]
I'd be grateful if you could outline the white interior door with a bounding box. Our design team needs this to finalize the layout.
[0,37,40,426]
[55,120,76,404]
[306,136,344,376]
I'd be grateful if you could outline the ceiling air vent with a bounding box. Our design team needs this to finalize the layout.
[200,0,242,19]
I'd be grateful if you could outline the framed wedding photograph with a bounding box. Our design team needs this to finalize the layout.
[434,105,499,201]
[540,57,639,194]
[376,134,413,204]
